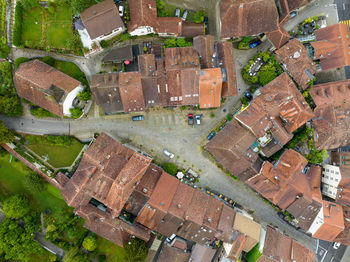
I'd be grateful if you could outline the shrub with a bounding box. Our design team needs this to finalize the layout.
[194,10,206,23]
[15,57,30,68]
[238,36,251,50]
[210,112,215,118]
[42,56,55,66]
[82,236,97,251]
[24,172,47,192]
[3,194,30,219]
[77,89,91,101]
[30,106,58,118]
[100,40,107,48]
[241,97,248,106]
[162,162,178,176]
[70,107,83,119]
[226,114,233,121]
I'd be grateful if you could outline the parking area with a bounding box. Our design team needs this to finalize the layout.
[317,240,347,262]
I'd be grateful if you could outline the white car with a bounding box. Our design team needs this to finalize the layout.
[333,242,341,249]
[118,5,124,16]
[163,149,175,159]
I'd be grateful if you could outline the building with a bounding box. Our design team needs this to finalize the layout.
[190,244,216,262]
[90,73,123,115]
[258,226,315,262]
[118,72,146,112]
[80,0,124,42]
[235,73,314,157]
[14,59,83,118]
[311,23,350,71]
[321,164,343,199]
[128,0,204,37]
[102,45,134,64]
[309,79,350,150]
[219,0,279,39]
[335,206,350,245]
[308,201,344,242]
[217,41,237,97]
[247,149,323,231]
[199,68,223,109]
[275,39,316,90]
[205,119,263,182]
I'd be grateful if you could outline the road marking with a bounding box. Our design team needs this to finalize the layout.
[343,3,345,10]
[319,247,328,262]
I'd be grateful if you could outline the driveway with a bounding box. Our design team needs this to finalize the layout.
[0,109,317,251]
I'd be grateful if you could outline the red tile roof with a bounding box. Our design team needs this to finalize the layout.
[199,68,222,109]
[312,23,350,71]
[157,17,183,36]
[310,79,350,150]
[266,24,290,49]
[219,0,278,38]
[227,232,246,260]
[193,35,216,69]
[80,0,124,39]
[313,201,344,242]
[334,207,350,245]
[127,0,159,33]
[275,39,316,90]
[14,59,81,117]
[119,72,146,112]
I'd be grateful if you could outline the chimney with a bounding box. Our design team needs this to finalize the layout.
[281,162,291,167]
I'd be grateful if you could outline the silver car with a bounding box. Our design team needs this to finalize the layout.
[182,10,188,21]
[163,149,175,159]
[175,8,181,17]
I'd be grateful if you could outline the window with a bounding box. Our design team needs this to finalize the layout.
[335,171,339,175]
[326,175,329,179]
[330,177,333,180]
[331,170,334,173]
[335,179,339,182]
[326,169,329,172]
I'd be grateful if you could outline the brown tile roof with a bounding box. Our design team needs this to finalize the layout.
[199,68,222,109]
[312,23,350,71]
[135,164,163,197]
[260,227,315,262]
[180,68,200,105]
[168,183,195,219]
[205,119,262,181]
[157,17,183,36]
[227,232,246,260]
[80,0,124,39]
[148,172,180,212]
[219,0,278,38]
[235,73,314,155]
[102,45,133,63]
[127,0,159,33]
[164,47,200,71]
[216,205,237,243]
[138,54,156,77]
[181,22,205,37]
[190,244,216,262]
[334,207,350,245]
[313,201,344,242]
[119,72,146,112]
[266,24,290,49]
[203,197,223,231]
[193,35,216,69]
[14,60,81,117]
[217,41,237,97]
[158,244,191,262]
[287,0,311,11]
[90,73,123,114]
[61,133,151,217]
[233,213,261,252]
[310,79,350,150]
[185,190,209,225]
[275,39,316,90]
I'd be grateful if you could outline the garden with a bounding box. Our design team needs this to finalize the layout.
[241,51,283,87]
[13,0,83,54]
[0,0,10,58]
[156,0,205,23]
[289,16,322,41]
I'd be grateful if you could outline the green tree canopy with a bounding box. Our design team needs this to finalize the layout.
[0,218,43,261]
[162,162,178,176]
[194,10,206,23]
[24,172,47,192]
[0,121,14,144]
[258,64,277,86]
[3,194,31,219]
[82,235,97,251]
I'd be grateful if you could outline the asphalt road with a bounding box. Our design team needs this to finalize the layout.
[0,112,318,251]
[317,240,347,262]
[336,0,350,21]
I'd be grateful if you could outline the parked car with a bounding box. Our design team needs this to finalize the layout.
[182,10,189,21]
[118,5,124,16]
[333,242,341,249]
[207,131,216,140]
[132,115,144,121]
[204,16,208,28]
[195,114,201,125]
[175,8,181,17]
[290,11,298,18]
[163,149,175,159]
[188,113,194,125]
[249,40,261,48]
[244,91,253,101]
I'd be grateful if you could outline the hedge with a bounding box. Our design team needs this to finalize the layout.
[13,2,23,47]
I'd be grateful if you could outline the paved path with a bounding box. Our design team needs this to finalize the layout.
[35,232,65,257]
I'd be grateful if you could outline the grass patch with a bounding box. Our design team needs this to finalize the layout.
[158,2,196,22]
[245,243,262,262]
[0,154,66,212]
[95,236,127,262]
[53,59,88,86]
[25,135,84,168]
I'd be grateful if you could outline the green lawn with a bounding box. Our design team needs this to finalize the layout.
[21,4,73,50]
[26,137,84,168]
[96,236,127,262]
[54,60,87,85]
[0,154,66,212]
[160,2,196,22]
[245,243,262,262]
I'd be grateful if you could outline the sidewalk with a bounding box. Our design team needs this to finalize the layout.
[340,246,350,262]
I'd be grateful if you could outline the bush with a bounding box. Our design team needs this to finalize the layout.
[24,172,47,192]
[238,36,252,50]
[0,43,10,58]
[226,114,233,121]
[210,112,215,118]
[70,107,83,119]
[194,10,206,23]
[241,97,248,106]
[82,236,97,251]
[30,106,58,118]
[77,89,91,101]
[42,56,55,66]
[3,194,30,219]
[100,40,107,48]
[258,64,277,86]
[15,57,30,68]
[162,162,178,176]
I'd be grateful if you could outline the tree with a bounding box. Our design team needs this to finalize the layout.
[82,235,97,251]
[258,64,277,86]
[24,172,47,192]
[0,121,14,144]
[0,217,43,261]
[0,95,23,116]
[63,247,89,262]
[162,162,178,176]
[3,194,31,219]
[71,0,94,14]
[156,0,165,9]
[77,89,91,101]
[164,38,177,48]
[125,239,148,262]
[194,10,206,23]
[70,107,83,119]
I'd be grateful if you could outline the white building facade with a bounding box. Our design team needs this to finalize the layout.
[321,164,342,199]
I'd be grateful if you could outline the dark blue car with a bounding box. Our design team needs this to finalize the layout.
[249,40,261,48]
[207,131,216,140]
